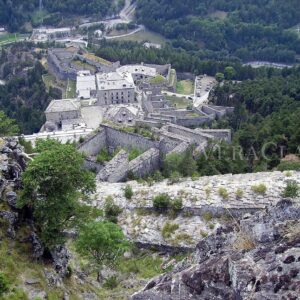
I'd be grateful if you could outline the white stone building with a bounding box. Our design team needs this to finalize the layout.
[76,70,96,99]
[104,105,140,126]
[96,72,135,105]
[116,65,157,84]
[45,99,81,125]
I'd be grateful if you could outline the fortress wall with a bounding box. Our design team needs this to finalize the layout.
[103,125,159,152]
[128,148,160,178]
[77,129,107,156]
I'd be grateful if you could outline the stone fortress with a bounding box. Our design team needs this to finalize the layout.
[24,46,234,182]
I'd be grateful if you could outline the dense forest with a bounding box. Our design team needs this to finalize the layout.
[208,67,300,172]
[136,0,300,63]
[0,44,51,134]
[0,0,124,31]
[95,40,281,80]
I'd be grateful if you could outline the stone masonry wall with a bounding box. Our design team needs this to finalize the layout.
[103,125,159,152]
[128,148,160,178]
[77,129,107,156]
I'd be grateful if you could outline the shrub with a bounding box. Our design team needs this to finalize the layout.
[169,171,181,184]
[161,222,179,239]
[236,188,244,199]
[153,170,164,182]
[96,148,111,163]
[277,161,300,171]
[124,185,133,200]
[251,183,267,195]
[282,180,299,198]
[171,198,183,212]
[218,187,229,199]
[103,276,119,289]
[153,194,171,211]
[202,211,213,222]
[128,148,143,161]
[0,272,9,297]
[104,196,122,223]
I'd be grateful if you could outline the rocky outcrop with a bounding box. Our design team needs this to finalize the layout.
[132,200,300,299]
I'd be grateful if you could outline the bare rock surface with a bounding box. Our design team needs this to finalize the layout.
[131,200,300,300]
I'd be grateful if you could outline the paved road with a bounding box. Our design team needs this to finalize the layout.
[105,25,144,40]
[193,92,210,107]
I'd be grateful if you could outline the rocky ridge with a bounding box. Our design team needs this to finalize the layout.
[132,199,300,300]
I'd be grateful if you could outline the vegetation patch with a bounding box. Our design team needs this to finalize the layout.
[161,222,179,239]
[176,80,194,95]
[282,180,299,198]
[251,183,267,195]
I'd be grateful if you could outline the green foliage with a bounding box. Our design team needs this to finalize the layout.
[171,198,183,212]
[153,194,171,211]
[236,188,244,199]
[96,148,111,163]
[104,196,122,223]
[19,139,96,249]
[277,161,300,171]
[161,222,179,239]
[75,221,129,278]
[215,72,224,82]
[218,187,229,199]
[202,211,213,222]
[18,137,33,154]
[152,170,164,182]
[0,55,50,134]
[0,272,9,297]
[282,180,299,198]
[0,111,19,137]
[124,185,133,200]
[251,183,267,194]
[169,171,181,184]
[136,0,300,62]
[224,66,237,80]
[103,276,119,289]
[128,148,143,161]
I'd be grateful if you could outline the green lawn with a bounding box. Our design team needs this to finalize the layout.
[166,95,191,109]
[114,29,167,45]
[0,33,26,46]
[176,80,194,95]
[65,80,76,99]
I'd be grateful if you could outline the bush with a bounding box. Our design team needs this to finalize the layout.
[218,187,229,199]
[236,188,244,199]
[161,222,179,239]
[171,198,183,212]
[251,183,267,195]
[103,276,119,289]
[282,180,299,198]
[169,171,181,184]
[124,185,133,200]
[104,196,122,223]
[153,194,171,211]
[153,170,164,182]
[277,161,300,171]
[202,211,213,222]
[0,273,9,297]
[96,148,111,163]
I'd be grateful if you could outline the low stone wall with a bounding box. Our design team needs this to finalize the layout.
[83,158,103,173]
[176,116,213,127]
[197,129,231,143]
[77,129,106,156]
[97,150,129,182]
[104,125,159,152]
[128,148,160,178]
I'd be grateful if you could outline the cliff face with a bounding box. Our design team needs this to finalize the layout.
[132,200,300,300]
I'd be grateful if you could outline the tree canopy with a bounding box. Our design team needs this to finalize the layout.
[19,139,96,249]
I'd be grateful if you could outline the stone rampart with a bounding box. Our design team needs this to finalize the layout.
[77,129,106,156]
[103,125,159,152]
[128,148,160,178]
